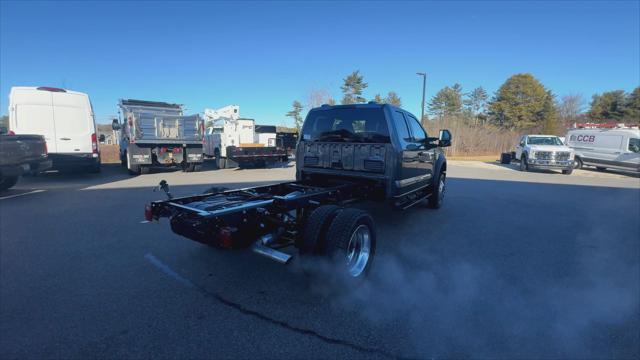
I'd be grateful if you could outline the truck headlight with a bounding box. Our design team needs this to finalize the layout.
[529,151,535,159]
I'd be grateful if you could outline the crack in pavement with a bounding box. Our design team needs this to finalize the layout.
[144,253,403,359]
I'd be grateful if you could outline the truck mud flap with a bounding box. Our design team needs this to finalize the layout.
[128,146,152,165]
[185,147,203,163]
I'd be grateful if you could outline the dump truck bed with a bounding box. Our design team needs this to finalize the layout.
[119,99,203,145]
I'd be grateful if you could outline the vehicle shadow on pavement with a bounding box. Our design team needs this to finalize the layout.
[1,177,638,359]
[492,161,640,178]
[491,161,565,174]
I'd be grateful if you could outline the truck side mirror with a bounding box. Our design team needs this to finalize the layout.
[112,119,121,131]
[438,129,452,147]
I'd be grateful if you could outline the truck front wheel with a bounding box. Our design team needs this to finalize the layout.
[573,157,583,169]
[428,171,446,209]
[324,208,376,279]
[519,154,528,172]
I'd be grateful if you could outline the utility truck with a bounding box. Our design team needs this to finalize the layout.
[144,103,451,280]
[114,99,204,175]
[202,105,286,168]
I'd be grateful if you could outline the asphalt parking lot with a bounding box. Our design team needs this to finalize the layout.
[1,160,638,359]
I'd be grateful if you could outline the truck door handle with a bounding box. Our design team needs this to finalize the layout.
[60,137,71,140]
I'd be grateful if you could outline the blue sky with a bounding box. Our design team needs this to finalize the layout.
[1,1,639,125]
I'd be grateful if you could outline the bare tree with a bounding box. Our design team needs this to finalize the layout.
[557,94,586,127]
[306,89,333,110]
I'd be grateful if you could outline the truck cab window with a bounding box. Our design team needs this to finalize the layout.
[301,108,390,143]
[629,138,640,153]
[406,115,426,142]
[392,111,411,143]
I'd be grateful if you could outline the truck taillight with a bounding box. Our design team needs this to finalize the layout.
[91,133,98,153]
[144,204,153,221]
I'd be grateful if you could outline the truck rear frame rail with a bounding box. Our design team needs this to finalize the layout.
[148,180,370,265]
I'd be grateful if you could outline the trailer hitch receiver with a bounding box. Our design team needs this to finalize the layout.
[154,180,173,200]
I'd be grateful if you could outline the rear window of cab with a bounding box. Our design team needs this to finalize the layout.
[301,108,390,143]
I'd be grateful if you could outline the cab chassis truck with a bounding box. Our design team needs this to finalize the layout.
[146,103,451,279]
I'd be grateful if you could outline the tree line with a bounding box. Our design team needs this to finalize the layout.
[286,70,639,133]
[428,73,639,133]
[286,70,402,130]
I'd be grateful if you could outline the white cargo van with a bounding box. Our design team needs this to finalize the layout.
[8,86,100,172]
[565,127,640,172]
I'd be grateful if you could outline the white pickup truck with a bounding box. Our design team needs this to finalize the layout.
[512,135,575,175]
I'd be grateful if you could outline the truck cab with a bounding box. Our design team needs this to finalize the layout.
[296,103,450,208]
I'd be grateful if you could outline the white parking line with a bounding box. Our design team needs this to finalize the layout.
[0,189,46,200]
[144,253,194,288]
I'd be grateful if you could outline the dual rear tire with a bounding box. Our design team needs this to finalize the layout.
[301,205,376,280]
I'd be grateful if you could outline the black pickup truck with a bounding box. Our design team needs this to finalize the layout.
[146,103,451,279]
[0,134,51,191]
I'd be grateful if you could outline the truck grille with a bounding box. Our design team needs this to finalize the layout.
[535,151,552,160]
[533,151,571,161]
[555,152,571,161]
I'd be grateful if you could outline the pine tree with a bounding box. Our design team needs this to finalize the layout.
[340,70,368,104]
[541,90,558,134]
[385,91,402,107]
[428,85,462,118]
[463,87,488,125]
[588,90,627,121]
[624,87,640,122]
[285,100,304,131]
[488,73,555,129]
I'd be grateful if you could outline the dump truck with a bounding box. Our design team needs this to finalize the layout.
[114,99,204,175]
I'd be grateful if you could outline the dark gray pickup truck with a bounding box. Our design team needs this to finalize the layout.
[146,103,451,280]
[0,134,51,191]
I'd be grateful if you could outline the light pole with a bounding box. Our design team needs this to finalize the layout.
[416,72,426,124]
